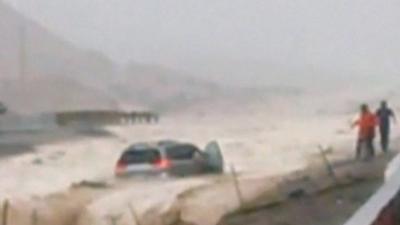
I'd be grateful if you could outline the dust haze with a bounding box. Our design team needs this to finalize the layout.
[5,0,400,87]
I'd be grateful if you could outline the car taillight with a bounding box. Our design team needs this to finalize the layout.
[154,159,171,169]
[115,160,127,175]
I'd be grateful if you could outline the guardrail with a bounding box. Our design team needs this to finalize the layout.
[344,157,400,225]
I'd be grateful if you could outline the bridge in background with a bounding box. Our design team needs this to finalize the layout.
[55,110,159,127]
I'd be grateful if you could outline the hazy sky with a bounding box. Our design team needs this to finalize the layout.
[4,0,400,84]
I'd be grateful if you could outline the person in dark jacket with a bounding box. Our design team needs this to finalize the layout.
[376,101,396,153]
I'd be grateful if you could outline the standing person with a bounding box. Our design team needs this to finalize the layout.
[352,104,378,160]
[376,101,396,153]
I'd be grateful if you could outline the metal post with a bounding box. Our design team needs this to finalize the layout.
[318,145,338,184]
[230,165,244,208]
[128,204,142,225]
[1,199,9,225]
[31,208,38,225]
[104,214,122,225]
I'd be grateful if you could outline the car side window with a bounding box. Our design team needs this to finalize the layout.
[166,145,199,160]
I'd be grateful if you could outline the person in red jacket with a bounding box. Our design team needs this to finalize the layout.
[352,104,378,160]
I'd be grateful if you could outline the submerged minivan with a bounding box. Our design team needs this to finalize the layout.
[115,140,224,177]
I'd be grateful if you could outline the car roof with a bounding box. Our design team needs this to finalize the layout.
[157,140,181,147]
[125,140,190,152]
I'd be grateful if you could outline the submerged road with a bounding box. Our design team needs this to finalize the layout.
[0,127,113,158]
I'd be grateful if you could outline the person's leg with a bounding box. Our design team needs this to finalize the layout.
[380,127,385,151]
[369,137,375,157]
[381,127,389,153]
[356,138,362,160]
[362,137,375,160]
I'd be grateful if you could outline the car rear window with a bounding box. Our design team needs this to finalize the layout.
[166,144,198,160]
[121,149,160,164]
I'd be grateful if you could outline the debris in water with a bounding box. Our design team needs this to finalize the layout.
[71,180,109,189]
[32,158,43,165]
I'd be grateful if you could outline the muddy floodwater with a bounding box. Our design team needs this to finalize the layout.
[220,180,382,225]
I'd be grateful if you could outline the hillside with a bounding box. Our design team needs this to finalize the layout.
[0,1,117,84]
[0,1,221,113]
[0,1,307,114]
[0,1,119,113]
